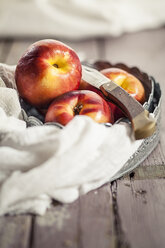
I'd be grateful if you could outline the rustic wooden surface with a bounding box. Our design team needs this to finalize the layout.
[0,27,165,248]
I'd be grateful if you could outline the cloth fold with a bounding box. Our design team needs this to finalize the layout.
[0,0,165,39]
[0,63,143,216]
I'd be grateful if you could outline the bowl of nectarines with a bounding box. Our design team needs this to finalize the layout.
[15,39,161,135]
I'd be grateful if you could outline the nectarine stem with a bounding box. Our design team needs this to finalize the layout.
[74,104,83,115]
[53,63,59,68]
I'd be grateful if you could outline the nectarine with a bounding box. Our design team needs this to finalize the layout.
[45,90,113,125]
[101,67,145,104]
[15,39,82,108]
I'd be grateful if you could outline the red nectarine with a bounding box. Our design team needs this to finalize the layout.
[45,90,113,125]
[101,67,145,104]
[15,39,82,108]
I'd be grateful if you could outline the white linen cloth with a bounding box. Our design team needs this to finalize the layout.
[0,0,165,39]
[0,63,143,216]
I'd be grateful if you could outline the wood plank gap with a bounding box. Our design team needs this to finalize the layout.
[28,215,35,248]
[79,184,115,248]
[0,214,32,248]
[110,181,130,248]
[117,179,165,248]
[121,142,165,180]
[32,202,79,248]
[77,196,83,248]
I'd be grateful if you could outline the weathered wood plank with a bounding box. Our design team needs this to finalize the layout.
[132,164,165,180]
[141,142,165,167]
[4,40,38,65]
[123,142,165,180]
[0,215,31,248]
[104,27,165,83]
[33,184,116,248]
[116,179,165,248]
[0,39,13,63]
[33,186,116,248]
[33,201,79,248]
[110,181,130,248]
[135,141,165,179]
[79,184,115,248]
[5,38,100,65]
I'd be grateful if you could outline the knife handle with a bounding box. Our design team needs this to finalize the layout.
[100,82,156,140]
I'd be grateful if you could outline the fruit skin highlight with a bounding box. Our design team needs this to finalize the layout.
[101,67,145,104]
[45,90,113,126]
[79,78,124,121]
[15,39,82,108]
[80,67,145,121]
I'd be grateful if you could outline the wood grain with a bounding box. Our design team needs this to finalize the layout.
[0,215,31,248]
[32,201,79,248]
[123,142,165,180]
[79,184,115,248]
[32,185,115,248]
[104,27,165,83]
[141,142,165,167]
[116,179,165,248]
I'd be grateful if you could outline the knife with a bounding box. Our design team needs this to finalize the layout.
[82,65,156,140]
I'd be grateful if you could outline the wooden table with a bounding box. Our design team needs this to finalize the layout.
[0,27,165,248]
